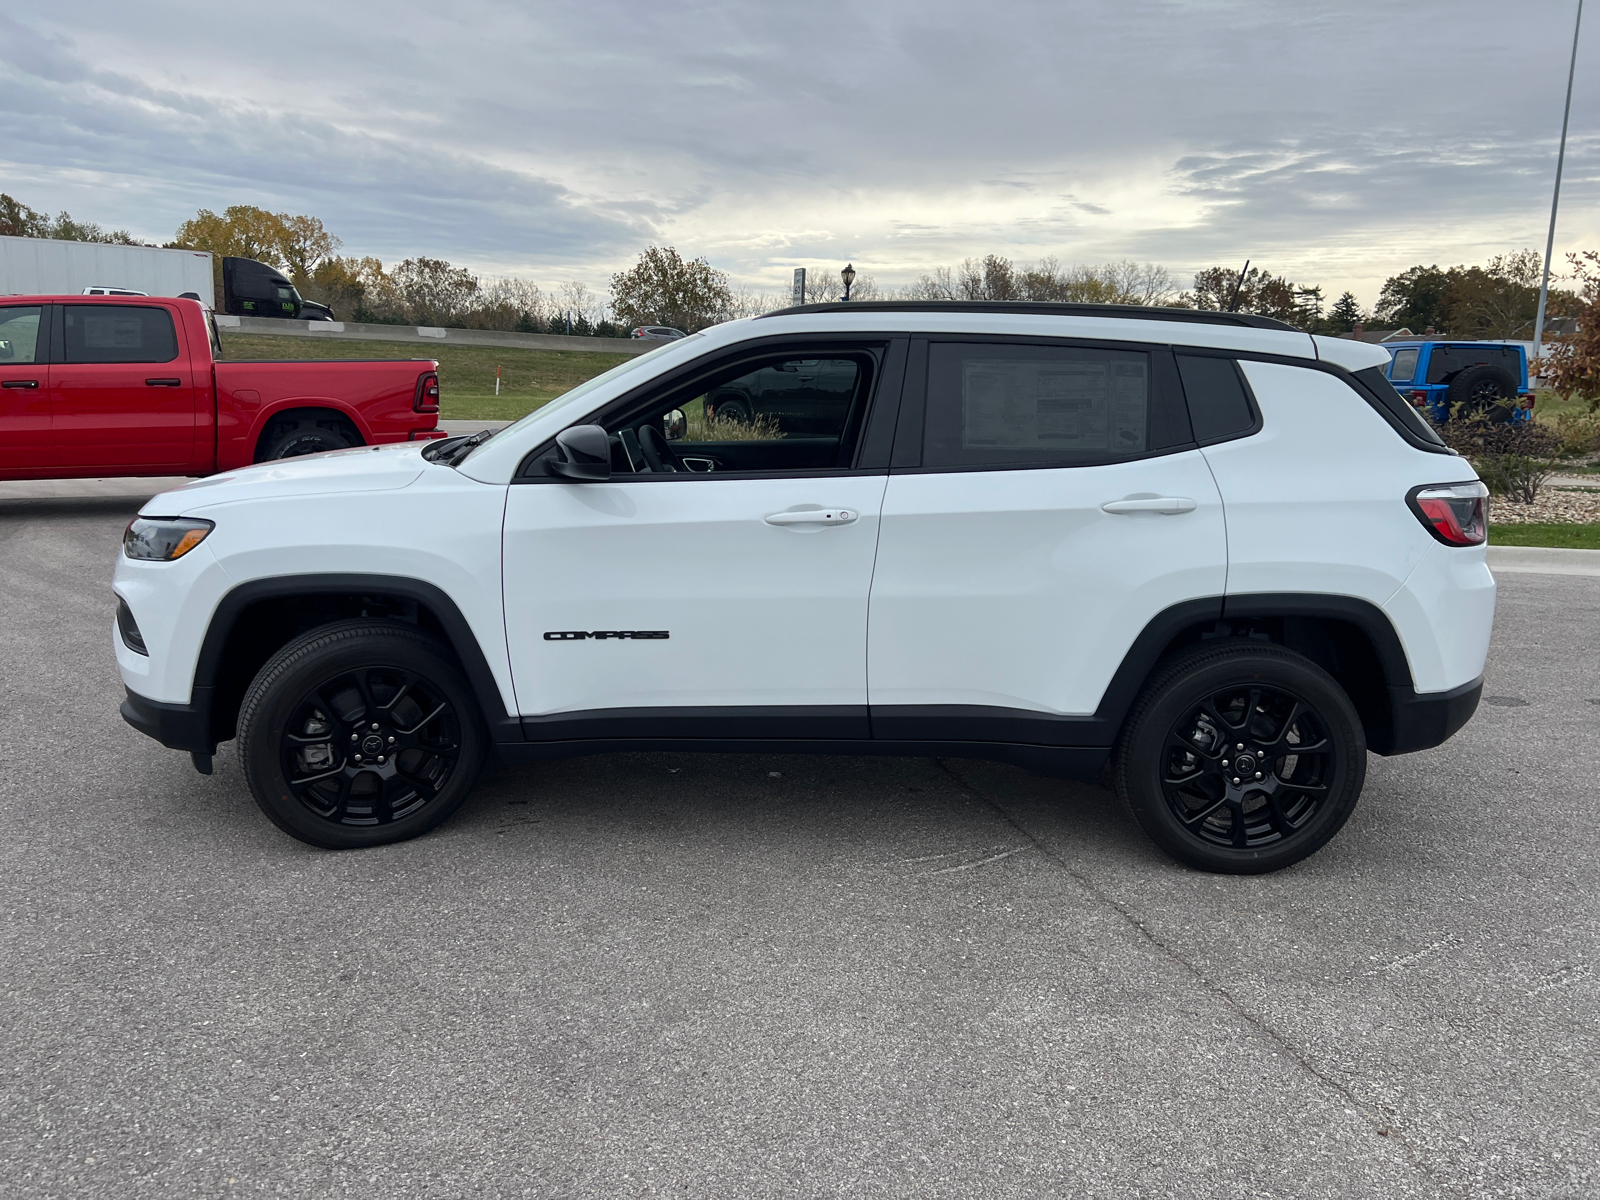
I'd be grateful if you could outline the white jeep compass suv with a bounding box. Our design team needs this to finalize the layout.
[114,302,1494,873]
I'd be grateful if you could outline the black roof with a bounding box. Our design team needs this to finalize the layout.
[756,300,1299,332]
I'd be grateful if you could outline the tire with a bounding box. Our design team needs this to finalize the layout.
[237,621,487,849]
[1445,364,1517,423]
[260,419,356,461]
[710,396,750,424]
[1113,641,1366,874]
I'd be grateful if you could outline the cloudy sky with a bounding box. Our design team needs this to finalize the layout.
[3,1,1596,307]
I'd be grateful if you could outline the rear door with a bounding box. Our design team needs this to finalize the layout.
[866,337,1227,744]
[51,303,200,471]
[0,305,53,471]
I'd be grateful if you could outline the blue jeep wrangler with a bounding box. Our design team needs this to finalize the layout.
[1381,340,1534,424]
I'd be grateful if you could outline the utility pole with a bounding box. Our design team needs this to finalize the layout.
[1534,0,1584,367]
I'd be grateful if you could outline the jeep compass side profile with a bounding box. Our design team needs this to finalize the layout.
[115,302,1494,873]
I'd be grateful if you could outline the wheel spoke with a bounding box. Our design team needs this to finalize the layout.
[1263,793,1295,839]
[395,701,447,736]
[331,774,353,821]
[379,677,414,714]
[1277,779,1329,796]
[289,763,346,786]
[1199,699,1244,733]
[1228,804,1248,847]
[1274,701,1305,744]
[353,671,382,724]
[1179,795,1230,828]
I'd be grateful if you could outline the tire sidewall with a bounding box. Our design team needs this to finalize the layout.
[1118,648,1366,874]
[239,628,486,849]
[267,428,350,460]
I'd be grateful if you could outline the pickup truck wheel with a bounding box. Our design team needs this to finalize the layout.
[237,621,487,849]
[262,421,354,460]
[1113,641,1366,874]
[710,396,750,424]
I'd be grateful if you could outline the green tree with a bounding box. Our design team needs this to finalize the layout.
[1327,291,1365,332]
[1375,265,1450,330]
[610,246,733,332]
[1541,250,1600,411]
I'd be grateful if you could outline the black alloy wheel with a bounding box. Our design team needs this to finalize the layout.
[1115,641,1365,873]
[712,397,751,424]
[238,621,486,848]
[1160,682,1334,849]
[280,665,462,827]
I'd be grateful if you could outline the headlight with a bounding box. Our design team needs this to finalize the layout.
[123,517,214,561]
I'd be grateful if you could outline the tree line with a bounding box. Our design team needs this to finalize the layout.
[0,189,1586,346]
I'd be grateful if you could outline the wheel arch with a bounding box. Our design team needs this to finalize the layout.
[1100,593,1417,755]
[194,574,518,750]
[251,403,370,461]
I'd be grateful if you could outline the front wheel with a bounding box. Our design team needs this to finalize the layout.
[237,621,487,849]
[1114,642,1366,874]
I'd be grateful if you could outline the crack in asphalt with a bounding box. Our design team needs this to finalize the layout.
[933,757,1458,1198]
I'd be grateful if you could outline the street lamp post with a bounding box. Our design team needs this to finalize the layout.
[1534,0,1584,367]
[840,263,856,302]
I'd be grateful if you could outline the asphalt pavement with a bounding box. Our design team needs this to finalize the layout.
[1,490,1596,1199]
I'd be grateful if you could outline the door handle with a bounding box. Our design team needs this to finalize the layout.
[1101,496,1198,515]
[2,379,40,389]
[765,508,858,526]
[145,378,183,387]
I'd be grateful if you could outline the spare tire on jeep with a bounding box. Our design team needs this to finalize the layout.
[1446,363,1517,423]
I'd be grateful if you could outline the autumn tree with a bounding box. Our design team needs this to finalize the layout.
[1375,251,1563,337]
[1,192,138,243]
[610,246,733,332]
[1182,266,1301,323]
[1540,250,1600,411]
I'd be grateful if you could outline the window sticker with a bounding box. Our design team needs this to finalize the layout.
[961,359,1147,452]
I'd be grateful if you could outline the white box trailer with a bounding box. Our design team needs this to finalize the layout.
[0,235,214,308]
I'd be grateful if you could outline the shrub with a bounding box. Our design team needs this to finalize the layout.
[1547,410,1600,457]
[1435,416,1559,503]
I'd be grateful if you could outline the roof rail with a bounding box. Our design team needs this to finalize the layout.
[755,300,1300,332]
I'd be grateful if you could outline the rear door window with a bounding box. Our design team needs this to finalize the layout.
[1388,347,1419,382]
[1424,345,1520,384]
[0,306,43,364]
[921,341,1184,469]
[63,305,179,364]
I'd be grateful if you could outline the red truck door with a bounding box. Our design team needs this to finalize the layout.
[0,305,53,470]
[52,302,201,472]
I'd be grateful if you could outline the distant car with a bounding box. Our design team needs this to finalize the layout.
[82,286,149,297]
[630,326,686,341]
[1381,340,1534,424]
[704,357,860,432]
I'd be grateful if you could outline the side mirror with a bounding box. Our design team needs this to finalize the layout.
[546,424,612,481]
[663,408,687,440]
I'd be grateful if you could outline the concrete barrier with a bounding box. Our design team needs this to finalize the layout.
[215,313,652,355]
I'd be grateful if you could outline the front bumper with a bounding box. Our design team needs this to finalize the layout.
[121,687,214,755]
[1377,675,1483,755]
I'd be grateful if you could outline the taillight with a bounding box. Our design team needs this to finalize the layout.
[414,371,440,412]
[1407,481,1488,546]
[1408,390,1428,407]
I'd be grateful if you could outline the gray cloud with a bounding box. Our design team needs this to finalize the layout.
[2,0,1595,303]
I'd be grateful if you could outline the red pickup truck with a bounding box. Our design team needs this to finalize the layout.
[0,295,442,480]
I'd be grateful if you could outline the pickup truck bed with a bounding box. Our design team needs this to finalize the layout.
[0,295,441,480]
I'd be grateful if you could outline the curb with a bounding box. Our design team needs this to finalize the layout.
[1487,545,1600,577]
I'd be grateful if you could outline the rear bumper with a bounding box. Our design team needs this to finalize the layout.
[1377,676,1482,756]
[120,687,214,755]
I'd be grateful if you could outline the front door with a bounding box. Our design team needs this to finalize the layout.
[867,337,1228,743]
[51,303,200,472]
[0,305,53,471]
[501,341,899,740]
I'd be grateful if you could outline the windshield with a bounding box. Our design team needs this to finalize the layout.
[458,335,699,463]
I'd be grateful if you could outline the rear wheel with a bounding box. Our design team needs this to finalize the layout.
[1114,641,1366,874]
[710,396,750,424]
[259,417,358,460]
[237,621,486,849]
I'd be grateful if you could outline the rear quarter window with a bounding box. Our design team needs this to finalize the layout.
[1175,354,1259,444]
[1351,366,1449,451]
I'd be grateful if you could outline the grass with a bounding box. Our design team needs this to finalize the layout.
[1489,523,1600,550]
[219,333,630,421]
